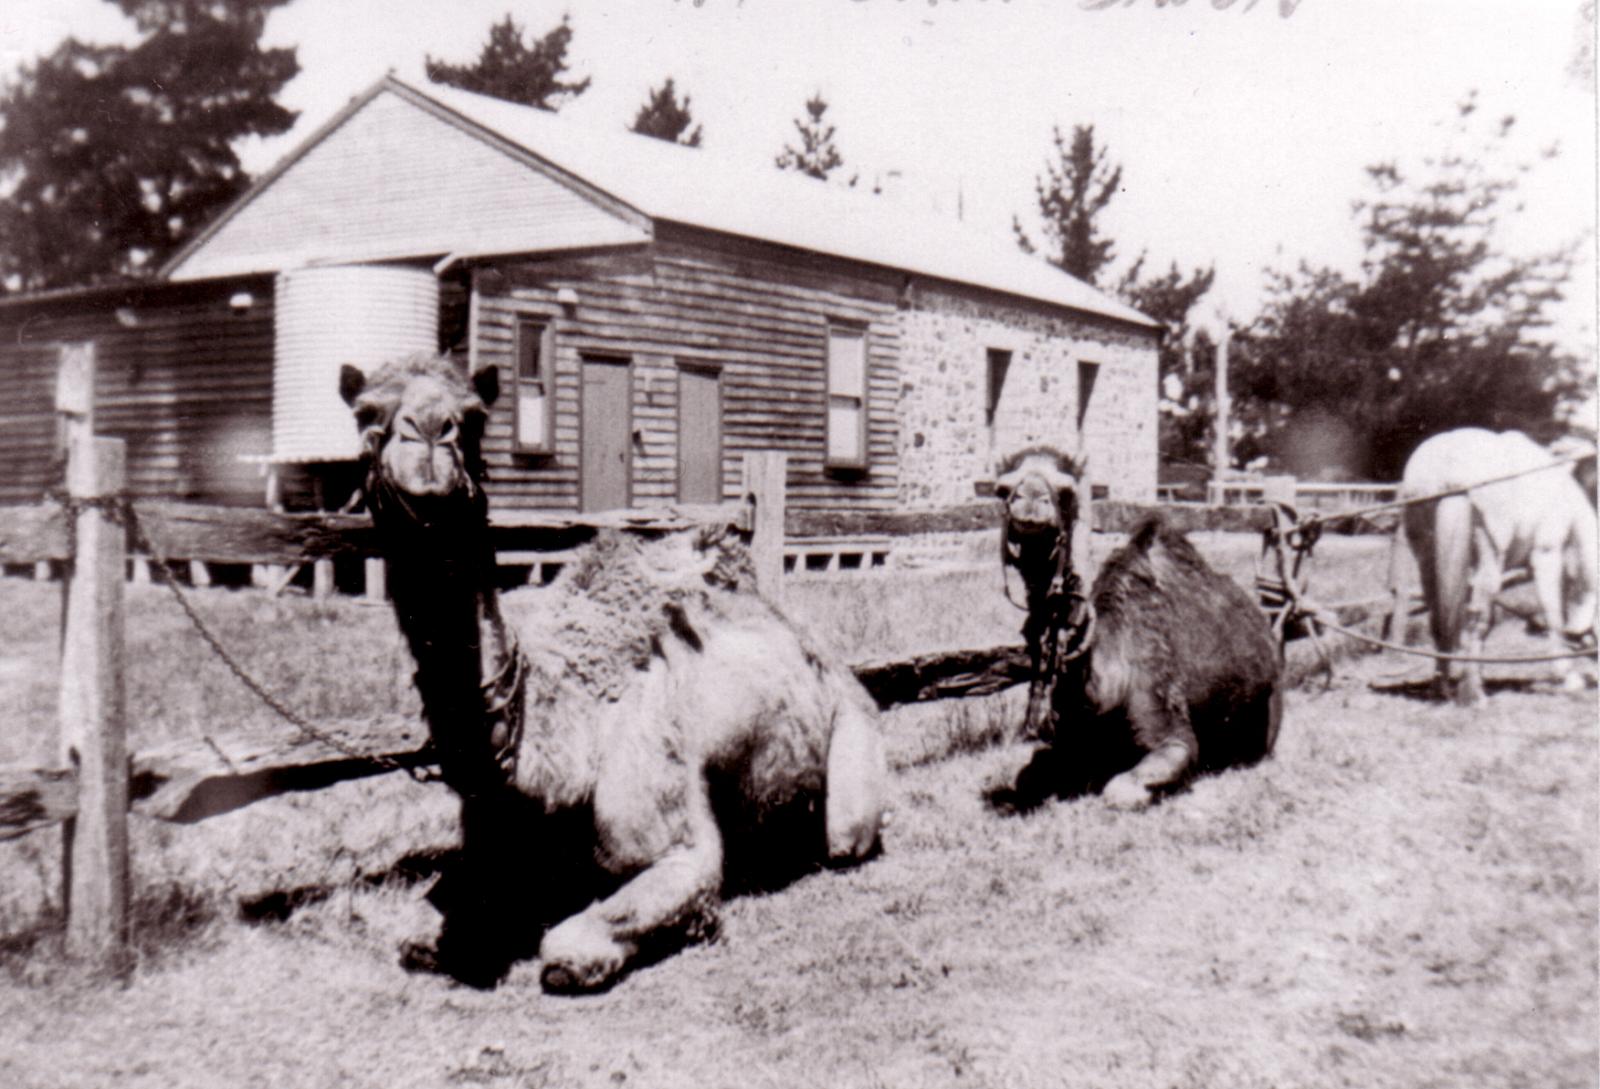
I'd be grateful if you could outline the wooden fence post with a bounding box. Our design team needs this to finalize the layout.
[743,451,787,604]
[312,558,335,600]
[58,433,130,972]
[364,557,387,603]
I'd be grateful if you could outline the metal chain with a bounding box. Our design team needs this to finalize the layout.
[53,490,441,784]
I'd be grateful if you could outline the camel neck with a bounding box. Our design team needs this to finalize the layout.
[379,517,521,791]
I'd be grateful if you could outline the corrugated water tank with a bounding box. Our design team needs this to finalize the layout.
[272,264,439,461]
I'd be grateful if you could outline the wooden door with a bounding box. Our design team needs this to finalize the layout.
[581,356,631,512]
[678,367,722,504]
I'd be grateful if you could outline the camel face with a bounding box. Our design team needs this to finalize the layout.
[995,448,1083,543]
[339,353,498,502]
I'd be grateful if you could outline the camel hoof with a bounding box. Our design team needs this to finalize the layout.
[1102,773,1152,811]
[539,916,629,994]
[540,962,600,995]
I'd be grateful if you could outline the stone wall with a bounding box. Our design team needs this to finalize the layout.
[895,284,1159,507]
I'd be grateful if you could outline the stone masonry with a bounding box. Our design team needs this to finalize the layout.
[896,283,1159,507]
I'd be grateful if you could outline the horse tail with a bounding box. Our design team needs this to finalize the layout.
[1563,482,1598,638]
[1426,493,1475,654]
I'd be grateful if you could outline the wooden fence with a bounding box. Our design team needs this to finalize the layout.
[0,438,1394,973]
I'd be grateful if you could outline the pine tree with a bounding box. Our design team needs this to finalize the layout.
[775,93,845,181]
[1233,94,1585,479]
[630,78,702,147]
[1014,125,1123,286]
[425,14,590,111]
[0,0,299,292]
[1117,258,1219,469]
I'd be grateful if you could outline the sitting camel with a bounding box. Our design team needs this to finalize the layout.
[993,447,1282,810]
[339,352,886,991]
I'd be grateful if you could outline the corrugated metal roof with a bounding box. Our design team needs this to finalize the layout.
[167,75,1156,329]
[407,79,1154,329]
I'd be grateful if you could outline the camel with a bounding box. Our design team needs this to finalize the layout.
[994,447,1282,810]
[339,352,886,992]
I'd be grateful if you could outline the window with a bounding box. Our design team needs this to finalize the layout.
[1076,360,1101,432]
[514,319,556,454]
[985,348,1012,428]
[826,324,868,470]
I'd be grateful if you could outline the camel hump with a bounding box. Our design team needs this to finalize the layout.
[1124,512,1200,564]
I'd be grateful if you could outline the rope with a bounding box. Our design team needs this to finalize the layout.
[53,491,442,784]
[1295,450,1595,530]
[1253,451,1598,675]
[1305,610,1597,665]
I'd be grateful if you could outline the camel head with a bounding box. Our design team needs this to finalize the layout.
[339,353,499,518]
[995,445,1087,553]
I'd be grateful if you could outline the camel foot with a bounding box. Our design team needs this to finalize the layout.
[1559,671,1586,693]
[539,913,632,994]
[1101,772,1152,811]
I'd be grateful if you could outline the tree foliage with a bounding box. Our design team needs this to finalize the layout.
[631,78,702,147]
[1014,124,1123,286]
[425,14,589,111]
[0,0,298,292]
[1117,257,1219,470]
[1233,94,1585,480]
[775,92,845,181]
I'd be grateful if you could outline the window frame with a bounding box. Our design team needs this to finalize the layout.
[512,318,557,455]
[824,321,869,473]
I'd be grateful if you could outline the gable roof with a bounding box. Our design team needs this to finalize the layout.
[165,75,1155,330]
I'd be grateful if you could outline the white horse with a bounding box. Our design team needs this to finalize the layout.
[1400,428,1597,704]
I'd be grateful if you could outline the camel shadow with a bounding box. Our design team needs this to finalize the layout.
[982,737,1158,815]
[406,784,859,990]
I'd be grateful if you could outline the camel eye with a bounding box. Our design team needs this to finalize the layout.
[994,483,1013,500]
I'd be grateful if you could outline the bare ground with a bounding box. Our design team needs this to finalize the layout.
[0,536,1594,1088]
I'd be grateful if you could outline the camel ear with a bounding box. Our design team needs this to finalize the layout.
[338,364,366,407]
[1066,443,1090,481]
[471,362,500,408]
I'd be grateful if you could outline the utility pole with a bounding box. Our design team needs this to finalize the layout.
[1212,318,1232,501]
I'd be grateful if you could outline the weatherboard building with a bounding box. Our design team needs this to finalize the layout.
[0,75,1159,518]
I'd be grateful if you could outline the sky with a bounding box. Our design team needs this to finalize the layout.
[2,0,1596,356]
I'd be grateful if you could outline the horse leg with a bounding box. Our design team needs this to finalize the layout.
[1530,544,1583,692]
[1456,525,1501,706]
[1427,495,1472,700]
[824,701,887,862]
[1101,688,1197,811]
[539,769,723,993]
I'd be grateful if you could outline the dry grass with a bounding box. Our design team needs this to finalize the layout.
[0,530,1593,1088]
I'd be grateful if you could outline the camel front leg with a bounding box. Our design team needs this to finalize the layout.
[539,774,724,994]
[1101,690,1198,811]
